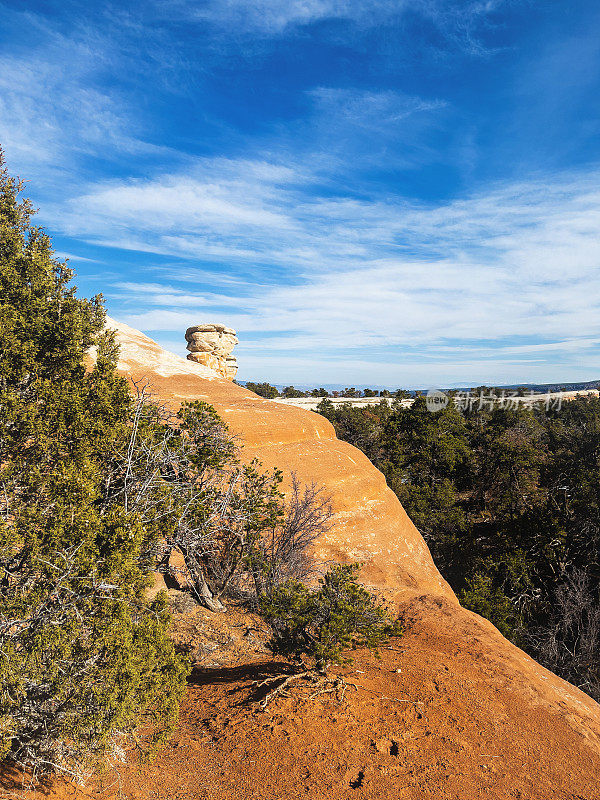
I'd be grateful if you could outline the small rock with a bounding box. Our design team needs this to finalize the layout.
[373,737,393,753]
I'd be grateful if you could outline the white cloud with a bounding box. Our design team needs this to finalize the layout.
[0,9,176,184]
[301,88,448,170]
[84,158,600,384]
[190,0,408,34]
[71,172,293,234]
[309,87,446,127]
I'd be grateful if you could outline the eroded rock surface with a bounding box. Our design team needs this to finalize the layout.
[185,323,238,380]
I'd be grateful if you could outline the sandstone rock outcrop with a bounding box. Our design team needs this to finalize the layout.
[78,317,600,799]
[185,323,238,380]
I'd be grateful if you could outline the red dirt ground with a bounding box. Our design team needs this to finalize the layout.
[4,597,599,800]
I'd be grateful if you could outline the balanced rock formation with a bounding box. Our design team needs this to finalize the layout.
[185,323,238,380]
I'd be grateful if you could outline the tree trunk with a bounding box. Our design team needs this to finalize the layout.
[251,561,267,603]
[178,545,226,612]
[195,574,226,612]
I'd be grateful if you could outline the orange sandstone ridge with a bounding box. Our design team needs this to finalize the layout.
[55,317,600,800]
[104,318,448,599]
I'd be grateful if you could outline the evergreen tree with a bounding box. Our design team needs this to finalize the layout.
[261,563,401,672]
[0,152,187,779]
[257,564,402,705]
[282,385,306,398]
[317,388,600,698]
[245,381,280,398]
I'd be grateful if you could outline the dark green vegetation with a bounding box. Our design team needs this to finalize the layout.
[261,563,402,673]
[244,381,280,398]
[0,155,190,778]
[242,381,600,400]
[256,564,402,707]
[317,394,600,700]
[241,382,409,399]
[0,155,396,780]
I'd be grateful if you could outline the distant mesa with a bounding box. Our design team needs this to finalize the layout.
[185,323,238,380]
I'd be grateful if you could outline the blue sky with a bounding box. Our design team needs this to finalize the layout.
[2,0,600,387]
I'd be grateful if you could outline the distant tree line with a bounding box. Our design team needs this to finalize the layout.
[242,381,412,400]
[316,393,600,701]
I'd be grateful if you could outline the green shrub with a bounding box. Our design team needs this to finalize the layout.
[459,573,522,640]
[260,563,402,673]
[0,151,188,780]
[245,381,280,398]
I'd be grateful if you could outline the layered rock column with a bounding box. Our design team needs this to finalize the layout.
[185,323,238,380]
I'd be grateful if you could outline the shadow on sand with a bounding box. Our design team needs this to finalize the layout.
[187,660,295,706]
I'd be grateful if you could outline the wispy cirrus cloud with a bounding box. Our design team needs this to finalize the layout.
[191,0,381,33]
[49,156,600,273]
[0,0,504,191]
[302,88,448,171]
[0,6,184,183]
[185,0,508,47]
